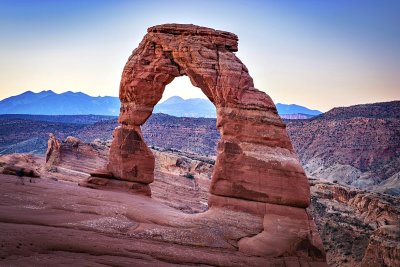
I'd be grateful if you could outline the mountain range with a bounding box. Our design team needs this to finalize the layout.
[0,90,321,118]
[0,90,120,116]
[153,96,216,118]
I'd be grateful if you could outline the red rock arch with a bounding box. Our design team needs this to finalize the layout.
[106,24,310,209]
[85,24,325,260]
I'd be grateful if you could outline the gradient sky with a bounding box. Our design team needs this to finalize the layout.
[0,0,399,111]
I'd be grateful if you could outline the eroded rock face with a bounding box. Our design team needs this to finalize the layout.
[45,133,61,169]
[108,126,154,184]
[88,23,324,261]
[361,225,400,267]
[45,135,110,181]
[153,149,214,180]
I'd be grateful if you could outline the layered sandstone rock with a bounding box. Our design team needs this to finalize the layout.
[45,133,61,169]
[361,225,400,267]
[85,23,325,262]
[153,149,214,180]
[45,135,110,183]
[108,126,154,184]
[312,182,400,228]
[310,179,400,266]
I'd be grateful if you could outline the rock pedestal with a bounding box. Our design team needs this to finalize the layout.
[84,23,326,262]
[107,126,154,184]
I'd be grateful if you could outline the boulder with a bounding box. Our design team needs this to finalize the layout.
[0,154,40,178]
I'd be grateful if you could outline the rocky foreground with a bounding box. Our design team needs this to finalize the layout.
[0,173,271,266]
[1,137,399,266]
[0,160,321,266]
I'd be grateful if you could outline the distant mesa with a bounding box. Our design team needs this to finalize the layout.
[0,90,321,119]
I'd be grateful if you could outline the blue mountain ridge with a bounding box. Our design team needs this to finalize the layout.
[0,91,321,117]
[0,90,120,116]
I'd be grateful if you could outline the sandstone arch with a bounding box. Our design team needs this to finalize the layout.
[86,24,325,260]
[109,24,310,206]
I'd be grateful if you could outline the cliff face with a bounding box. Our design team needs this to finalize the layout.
[309,179,400,266]
[287,117,400,186]
[286,101,400,194]
[361,225,400,267]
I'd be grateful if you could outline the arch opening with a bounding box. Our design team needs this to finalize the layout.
[153,75,216,118]
[143,75,219,213]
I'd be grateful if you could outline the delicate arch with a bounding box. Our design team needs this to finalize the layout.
[82,24,326,260]
[104,24,310,208]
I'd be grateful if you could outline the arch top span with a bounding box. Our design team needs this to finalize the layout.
[118,23,276,127]
[148,24,239,52]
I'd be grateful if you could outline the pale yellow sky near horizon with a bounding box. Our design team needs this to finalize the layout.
[0,1,399,112]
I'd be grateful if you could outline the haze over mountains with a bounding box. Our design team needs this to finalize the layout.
[0,90,120,116]
[153,96,216,118]
[0,90,321,118]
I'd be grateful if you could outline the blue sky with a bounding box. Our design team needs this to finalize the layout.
[0,0,399,111]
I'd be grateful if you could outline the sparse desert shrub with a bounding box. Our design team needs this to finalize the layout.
[184,173,195,179]
[47,166,58,173]
[204,159,215,165]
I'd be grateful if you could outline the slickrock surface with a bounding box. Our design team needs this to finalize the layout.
[44,135,211,212]
[3,142,399,265]
[0,162,324,266]
[0,173,269,267]
[83,23,324,261]
[153,148,214,180]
